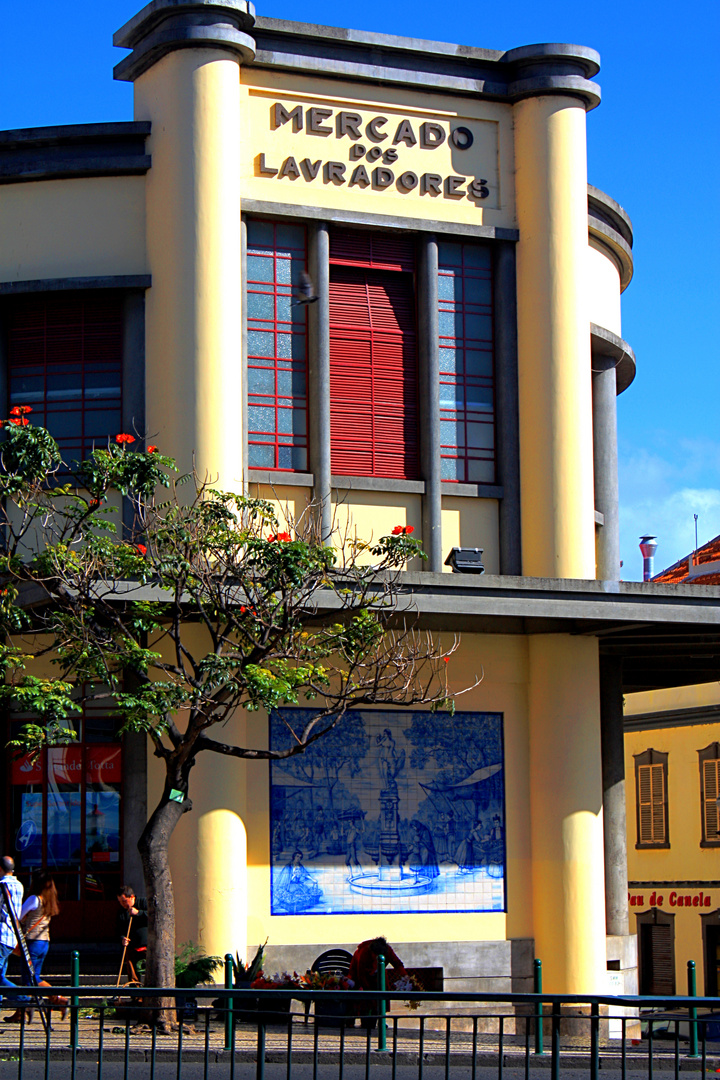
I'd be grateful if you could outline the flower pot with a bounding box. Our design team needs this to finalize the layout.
[314,994,351,1027]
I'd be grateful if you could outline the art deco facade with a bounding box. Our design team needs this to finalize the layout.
[3,0,719,998]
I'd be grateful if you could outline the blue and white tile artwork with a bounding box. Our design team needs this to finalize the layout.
[269,709,505,916]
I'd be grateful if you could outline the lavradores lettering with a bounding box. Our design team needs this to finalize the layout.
[256,103,490,203]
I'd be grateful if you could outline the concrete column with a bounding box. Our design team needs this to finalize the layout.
[528,635,607,993]
[134,49,243,488]
[307,223,332,542]
[599,654,629,936]
[417,234,442,572]
[592,361,621,580]
[493,241,521,576]
[122,291,146,536]
[197,809,247,966]
[514,97,596,579]
[123,730,148,895]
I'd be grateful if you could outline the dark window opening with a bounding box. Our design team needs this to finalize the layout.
[7,292,123,465]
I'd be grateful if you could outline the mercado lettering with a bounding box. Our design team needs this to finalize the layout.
[254,101,492,203]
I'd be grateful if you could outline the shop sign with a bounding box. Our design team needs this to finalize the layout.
[629,889,713,908]
[11,754,43,785]
[47,745,122,784]
[254,101,498,208]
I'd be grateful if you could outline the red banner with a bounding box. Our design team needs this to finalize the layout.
[10,754,43,785]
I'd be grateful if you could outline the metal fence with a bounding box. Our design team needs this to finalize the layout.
[0,986,719,1080]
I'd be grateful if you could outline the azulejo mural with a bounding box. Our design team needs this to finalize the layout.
[269,709,505,916]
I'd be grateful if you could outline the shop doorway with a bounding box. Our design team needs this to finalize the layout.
[702,910,720,995]
[637,907,676,995]
[5,697,123,942]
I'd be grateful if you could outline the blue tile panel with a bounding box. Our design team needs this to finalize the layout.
[269,709,505,916]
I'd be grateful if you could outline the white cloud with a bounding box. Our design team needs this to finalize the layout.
[619,439,720,579]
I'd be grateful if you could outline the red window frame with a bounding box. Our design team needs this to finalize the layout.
[246,220,309,472]
[438,242,495,484]
[7,292,124,465]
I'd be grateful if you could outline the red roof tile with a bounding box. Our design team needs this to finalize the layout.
[653,534,720,584]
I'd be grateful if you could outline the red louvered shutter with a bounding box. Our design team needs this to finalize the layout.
[329,229,418,480]
[330,266,418,479]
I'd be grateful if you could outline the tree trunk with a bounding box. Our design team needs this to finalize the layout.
[138,794,187,1029]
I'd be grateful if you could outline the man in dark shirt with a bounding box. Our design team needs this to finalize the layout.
[116,885,148,983]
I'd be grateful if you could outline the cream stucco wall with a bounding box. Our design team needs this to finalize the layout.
[0,176,147,282]
[587,240,622,337]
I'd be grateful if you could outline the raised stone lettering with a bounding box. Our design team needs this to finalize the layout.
[349,164,371,187]
[366,117,388,143]
[421,173,442,196]
[256,153,278,176]
[450,126,474,149]
[393,119,417,146]
[300,158,322,180]
[468,178,490,200]
[445,175,466,198]
[420,122,446,148]
[337,112,362,139]
[307,108,333,136]
[372,166,394,189]
[278,156,301,180]
[324,161,346,184]
[272,103,303,131]
[397,171,418,191]
[350,144,367,160]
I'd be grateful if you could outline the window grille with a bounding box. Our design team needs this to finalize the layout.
[437,242,495,484]
[7,293,123,464]
[246,220,308,472]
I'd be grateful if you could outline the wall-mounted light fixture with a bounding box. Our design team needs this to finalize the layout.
[444,547,485,574]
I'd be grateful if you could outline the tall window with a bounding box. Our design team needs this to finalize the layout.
[699,742,720,846]
[634,748,669,848]
[6,692,122,941]
[329,229,418,479]
[438,242,495,483]
[7,293,123,463]
[246,220,308,472]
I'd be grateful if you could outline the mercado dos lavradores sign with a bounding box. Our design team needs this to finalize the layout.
[246,94,501,212]
[269,708,506,917]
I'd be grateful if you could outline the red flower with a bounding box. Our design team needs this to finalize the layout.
[147,445,158,454]
[268,532,291,543]
[392,525,414,536]
[89,498,102,508]
[115,433,135,445]
[136,544,147,556]
[443,657,449,664]
[9,405,32,416]
[8,417,29,426]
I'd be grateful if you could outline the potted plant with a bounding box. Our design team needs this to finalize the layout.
[174,942,223,1023]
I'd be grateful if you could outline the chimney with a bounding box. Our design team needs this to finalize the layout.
[639,535,658,581]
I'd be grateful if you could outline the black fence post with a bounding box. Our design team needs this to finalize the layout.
[688,960,699,1058]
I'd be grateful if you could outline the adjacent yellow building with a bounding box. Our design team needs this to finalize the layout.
[3,0,717,1000]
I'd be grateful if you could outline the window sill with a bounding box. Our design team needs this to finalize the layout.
[700,840,720,848]
[635,842,671,850]
[247,470,314,487]
[247,470,504,499]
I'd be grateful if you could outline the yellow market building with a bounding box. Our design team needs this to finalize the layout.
[623,536,720,997]
[3,0,719,1000]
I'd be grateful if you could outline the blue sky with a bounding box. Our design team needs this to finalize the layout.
[1,0,717,580]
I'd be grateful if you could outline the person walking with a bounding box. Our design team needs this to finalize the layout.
[0,856,29,1015]
[4,872,68,1022]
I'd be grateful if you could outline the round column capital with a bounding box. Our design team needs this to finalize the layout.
[503,43,601,110]
[114,0,256,82]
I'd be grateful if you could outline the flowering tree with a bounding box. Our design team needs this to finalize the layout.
[0,409,460,1019]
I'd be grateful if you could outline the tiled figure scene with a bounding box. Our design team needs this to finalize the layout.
[270,709,505,915]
